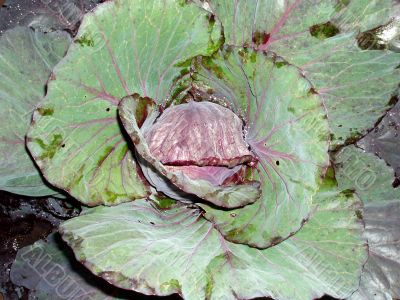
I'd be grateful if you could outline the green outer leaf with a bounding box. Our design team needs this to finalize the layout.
[26,0,222,206]
[208,0,336,48]
[357,102,400,176]
[10,233,128,299]
[335,147,400,299]
[0,27,70,197]
[209,0,400,146]
[60,183,366,300]
[0,0,103,34]
[118,95,261,209]
[192,48,329,248]
[332,0,398,32]
[335,145,400,203]
[271,33,400,145]
[349,200,400,300]
[335,146,400,300]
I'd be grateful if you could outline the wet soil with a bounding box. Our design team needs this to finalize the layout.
[0,191,60,299]
[0,191,185,300]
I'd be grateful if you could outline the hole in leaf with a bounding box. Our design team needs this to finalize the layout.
[393,178,400,188]
[388,95,399,106]
[310,22,340,40]
[308,87,318,95]
[61,144,66,148]
[356,18,400,51]
[207,14,216,29]
[106,108,110,112]
[357,31,387,50]
[252,31,270,46]
[275,161,280,166]
[230,213,237,217]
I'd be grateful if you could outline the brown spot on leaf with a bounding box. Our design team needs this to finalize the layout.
[388,95,398,106]
[393,177,400,188]
[270,236,283,245]
[310,22,340,40]
[308,87,318,95]
[252,31,270,46]
[355,210,363,220]
[134,96,156,128]
[37,107,54,116]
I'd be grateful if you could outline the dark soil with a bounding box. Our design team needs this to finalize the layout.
[0,191,61,299]
[0,191,184,300]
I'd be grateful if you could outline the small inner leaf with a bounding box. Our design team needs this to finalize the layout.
[145,101,255,167]
[119,95,261,209]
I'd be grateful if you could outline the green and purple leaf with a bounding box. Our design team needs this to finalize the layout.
[191,47,330,248]
[0,27,70,196]
[60,181,366,300]
[208,0,400,146]
[207,0,336,49]
[272,34,400,146]
[357,101,400,179]
[332,0,399,32]
[334,145,400,299]
[10,233,134,299]
[349,200,400,300]
[26,0,222,205]
[335,145,400,203]
[144,101,255,168]
[0,0,103,35]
